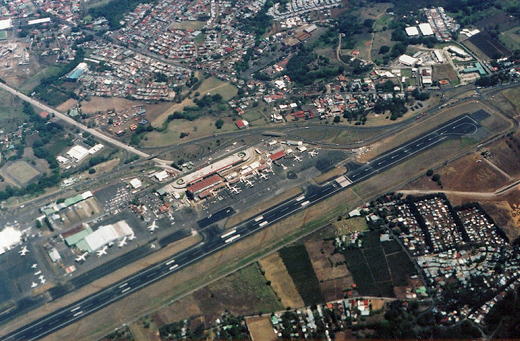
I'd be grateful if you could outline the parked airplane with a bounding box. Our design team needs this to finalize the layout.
[31,264,38,269]
[294,155,302,162]
[75,252,88,262]
[19,246,29,256]
[38,275,44,281]
[40,278,46,285]
[229,186,240,194]
[96,246,108,257]
[128,234,136,241]
[31,282,38,288]
[118,237,127,247]
[309,150,318,157]
[147,220,158,232]
[259,173,268,180]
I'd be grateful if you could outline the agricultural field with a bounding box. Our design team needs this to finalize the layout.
[467,31,511,59]
[246,316,278,341]
[259,253,305,309]
[305,240,354,302]
[0,89,25,133]
[342,231,416,297]
[278,245,325,306]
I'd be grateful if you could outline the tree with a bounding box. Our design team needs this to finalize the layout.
[333,116,341,123]
[88,168,96,174]
[36,220,42,228]
[215,119,224,129]
[426,169,434,176]
[180,132,187,138]
[379,45,390,54]
[432,174,441,182]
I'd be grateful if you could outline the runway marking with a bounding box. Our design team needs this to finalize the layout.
[259,221,269,227]
[429,137,435,140]
[119,283,128,288]
[146,272,157,278]
[169,264,179,271]
[365,168,370,171]
[280,207,290,212]
[301,201,310,206]
[377,161,384,165]
[166,259,175,265]
[70,306,81,312]
[391,155,398,159]
[72,311,83,317]
[254,215,264,222]
[121,287,131,293]
[296,195,305,201]
[416,143,423,147]
[221,229,237,239]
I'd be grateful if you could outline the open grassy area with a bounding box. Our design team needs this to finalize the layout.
[2,161,40,185]
[169,21,205,31]
[501,86,520,111]
[0,89,25,132]
[17,65,62,95]
[332,216,369,235]
[225,186,303,228]
[500,26,520,51]
[195,77,237,100]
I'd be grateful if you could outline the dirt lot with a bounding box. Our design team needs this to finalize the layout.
[258,253,305,309]
[501,86,520,112]
[485,132,520,179]
[403,152,510,193]
[332,217,368,235]
[433,64,459,83]
[246,316,278,341]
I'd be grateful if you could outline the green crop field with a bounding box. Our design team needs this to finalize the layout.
[279,245,325,306]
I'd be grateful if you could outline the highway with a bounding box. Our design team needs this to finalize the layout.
[0,82,150,159]
[0,114,480,341]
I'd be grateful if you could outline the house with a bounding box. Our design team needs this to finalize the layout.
[235,119,249,129]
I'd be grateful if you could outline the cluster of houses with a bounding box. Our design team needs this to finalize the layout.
[78,41,190,100]
[34,0,80,26]
[0,0,35,18]
[267,0,342,21]
[271,298,386,339]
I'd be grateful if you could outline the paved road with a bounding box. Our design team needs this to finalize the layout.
[0,82,150,159]
[0,114,480,341]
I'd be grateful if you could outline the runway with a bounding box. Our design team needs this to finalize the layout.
[1,115,480,341]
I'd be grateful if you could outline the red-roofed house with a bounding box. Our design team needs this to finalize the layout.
[40,111,49,119]
[235,119,249,129]
[269,150,285,161]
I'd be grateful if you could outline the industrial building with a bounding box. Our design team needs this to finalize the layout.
[0,226,22,254]
[63,221,133,253]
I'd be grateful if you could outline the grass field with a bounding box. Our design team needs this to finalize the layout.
[278,245,325,306]
[0,89,25,133]
[169,21,205,31]
[433,64,459,84]
[195,77,238,100]
[332,217,369,235]
[313,166,346,185]
[501,86,520,111]
[500,26,520,51]
[2,160,40,185]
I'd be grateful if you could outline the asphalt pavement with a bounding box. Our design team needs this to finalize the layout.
[0,114,481,341]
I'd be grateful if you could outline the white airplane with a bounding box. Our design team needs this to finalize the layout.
[294,155,302,162]
[31,264,38,269]
[118,237,127,247]
[128,234,136,241]
[19,246,29,256]
[96,246,108,257]
[259,173,268,180]
[229,186,240,194]
[147,220,158,232]
[309,150,318,157]
[31,282,38,288]
[40,278,46,285]
[244,179,254,187]
[150,244,156,249]
[75,252,88,262]
[38,275,45,281]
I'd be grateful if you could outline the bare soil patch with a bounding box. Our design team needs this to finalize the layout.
[259,253,304,309]
[246,316,278,341]
[404,152,510,193]
[433,64,459,83]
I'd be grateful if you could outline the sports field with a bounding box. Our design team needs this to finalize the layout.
[1,160,40,186]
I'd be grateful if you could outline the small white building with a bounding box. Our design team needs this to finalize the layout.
[0,227,22,254]
[399,54,420,66]
[130,178,142,189]
[419,23,434,36]
[67,145,90,162]
[405,26,419,37]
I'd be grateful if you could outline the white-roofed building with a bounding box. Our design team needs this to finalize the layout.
[0,18,13,30]
[419,23,434,36]
[83,221,133,252]
[399,54,420,66]
[67,145,90,162]
[153,170,169,182]
[130,178,142,189]
[405,26,419,37]
[0,227,22,254]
